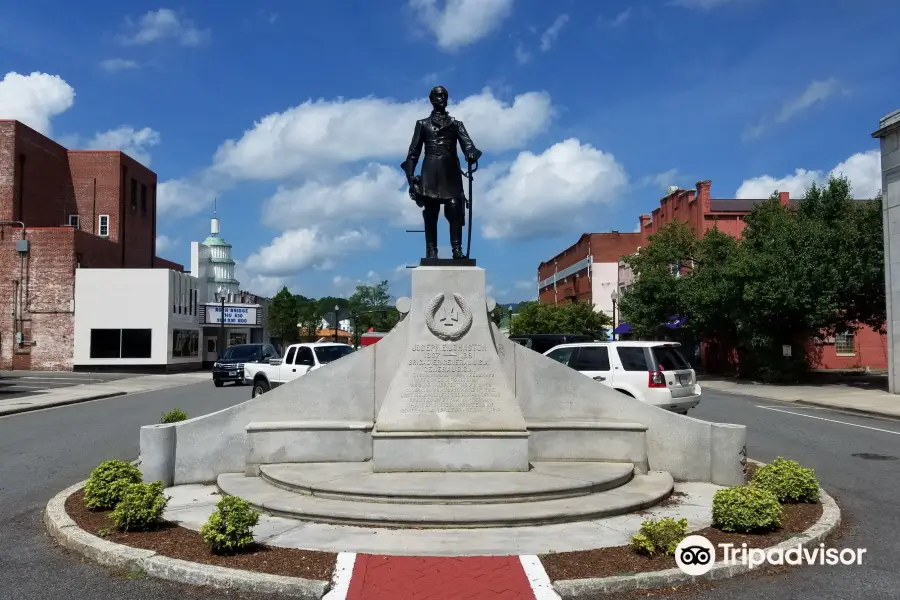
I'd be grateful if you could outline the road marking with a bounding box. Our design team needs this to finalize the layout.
[20,376,104,382]
[520,555,562,599]
[756,405,900,435]
[322,552,356,599]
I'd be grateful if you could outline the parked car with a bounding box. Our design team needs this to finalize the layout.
[543,341,701,414]
[508,333,595,355]
[212,343,279,387]
[244,342,354,398]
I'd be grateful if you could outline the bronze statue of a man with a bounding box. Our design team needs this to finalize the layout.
[401,86,482,260]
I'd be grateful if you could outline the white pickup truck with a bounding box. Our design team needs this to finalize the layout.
[244,342,354,398]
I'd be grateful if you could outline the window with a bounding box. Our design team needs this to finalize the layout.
[89,328,152,359]
[207,339,216,353]
[98,215,110,237]
[617,346,650,371]
[651,345,691,370]
[172,330,199,358]
[285,347,297,365]
[572,346,610,371]
[835,333,856,356]
[264,345,279,359]
[89,329,121,359]
[68,215,80,229]
[121,329,152,358]
[296,347,315,365]
[314,345,354,364]
[229,332,248,347]
[546,347,576,366]
[140,183,148,213]
[130,178,138,210]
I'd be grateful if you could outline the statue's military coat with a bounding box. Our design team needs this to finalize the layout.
[401,113,483,213]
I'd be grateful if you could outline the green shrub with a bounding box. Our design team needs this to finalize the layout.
[712,486,782,533]
[83,460,143,510]
[200,496,260,554]
[751,457,819,503]
[161,408,189,423]
[111,481,169,531]
[631,517,688,556]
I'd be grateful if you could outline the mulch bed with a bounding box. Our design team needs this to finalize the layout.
[65,489,336,581]
[540,500,823,581]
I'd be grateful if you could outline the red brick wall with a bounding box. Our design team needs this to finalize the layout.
[0,227,77,370]
[155,257,184,271]
[0,121,75,226]
[807,327,888,370]
[538,233,641,305]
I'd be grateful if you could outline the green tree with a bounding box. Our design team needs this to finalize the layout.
[348,281,400,346]
[490,304,509,327]
[509,301,611,337]
[294,295,322,339]
[267,287,300,345]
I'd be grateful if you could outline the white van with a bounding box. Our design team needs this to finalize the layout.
[543,341,701,414]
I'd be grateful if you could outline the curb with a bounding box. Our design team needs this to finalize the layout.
[551,482,841,598]
[44,482,330,599]
[794,399,900,421]
[0,392,127,417]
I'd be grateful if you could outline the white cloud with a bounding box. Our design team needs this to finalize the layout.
[212,87,553,181]
[262,164,420,231]
[119,8,209,46]
[735,150,881,199]
[514,277,536,290]
[540,14,569,51]
[157,176,219,218]
[86,126,161,166]
[515,43,531,65]
[609,9,632,27]
[156,234,176,254]
[100,58,139,73]
[0,71,75,135]
[234,260,286,298]
[244,228,380,278]
[480,138,629,239]
[409,0,515,52]
[638,168,680,191]
[744,78,841,140]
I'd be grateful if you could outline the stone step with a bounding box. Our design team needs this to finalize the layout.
[216,469,674,528]
[258,461,636,504]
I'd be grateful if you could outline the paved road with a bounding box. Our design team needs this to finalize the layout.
[1,385,898,599]
[0,381,277,600]
[0,371,137,400]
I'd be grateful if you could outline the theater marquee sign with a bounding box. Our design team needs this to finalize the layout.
[200,304,262,326]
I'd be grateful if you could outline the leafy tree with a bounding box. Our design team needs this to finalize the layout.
[267,287,300,344]
[295,295,322,339]
[490,304,510,327]
[509,301,611,338]
[347,281,400,346]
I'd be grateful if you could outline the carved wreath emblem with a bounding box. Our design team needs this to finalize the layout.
[425,293,473,341]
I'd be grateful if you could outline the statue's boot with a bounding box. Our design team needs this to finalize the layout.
[450,223,464,259]
[424,210,439,258]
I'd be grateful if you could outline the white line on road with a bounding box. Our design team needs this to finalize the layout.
[520,555,562,599]
[19,376,104,381]
[756,405,900,435]
[322,552,356,599]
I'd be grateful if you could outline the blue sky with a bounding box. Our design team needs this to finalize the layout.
[1,0,897,303]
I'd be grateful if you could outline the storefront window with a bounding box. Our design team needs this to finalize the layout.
[229,332,248,347]
[172,329,200,358]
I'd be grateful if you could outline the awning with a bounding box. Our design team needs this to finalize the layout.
[664,315,688,329]
[614,323,632,334]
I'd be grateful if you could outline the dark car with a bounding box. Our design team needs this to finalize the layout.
[507,333,595,355]
[213,343,279,387]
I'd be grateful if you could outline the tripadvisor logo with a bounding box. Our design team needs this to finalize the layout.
[675,535,867,575]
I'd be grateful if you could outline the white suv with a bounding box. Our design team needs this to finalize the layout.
[543,341,701,414]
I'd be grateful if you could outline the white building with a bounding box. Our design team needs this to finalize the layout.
[190,211,240,302]
[73,269,204,371]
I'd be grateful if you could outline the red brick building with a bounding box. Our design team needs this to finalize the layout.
[537,232,642,316]
[0,120,182,370]
[537,179,887,371]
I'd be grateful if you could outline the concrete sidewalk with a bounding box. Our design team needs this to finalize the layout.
[701,378,900,419]
[0,371,212,417]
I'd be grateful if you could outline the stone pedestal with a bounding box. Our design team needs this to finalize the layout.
[874,110,900,394]
[372,266,528,471]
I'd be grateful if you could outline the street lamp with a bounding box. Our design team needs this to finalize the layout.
[333,304,340,343]
[610,290,619,341]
